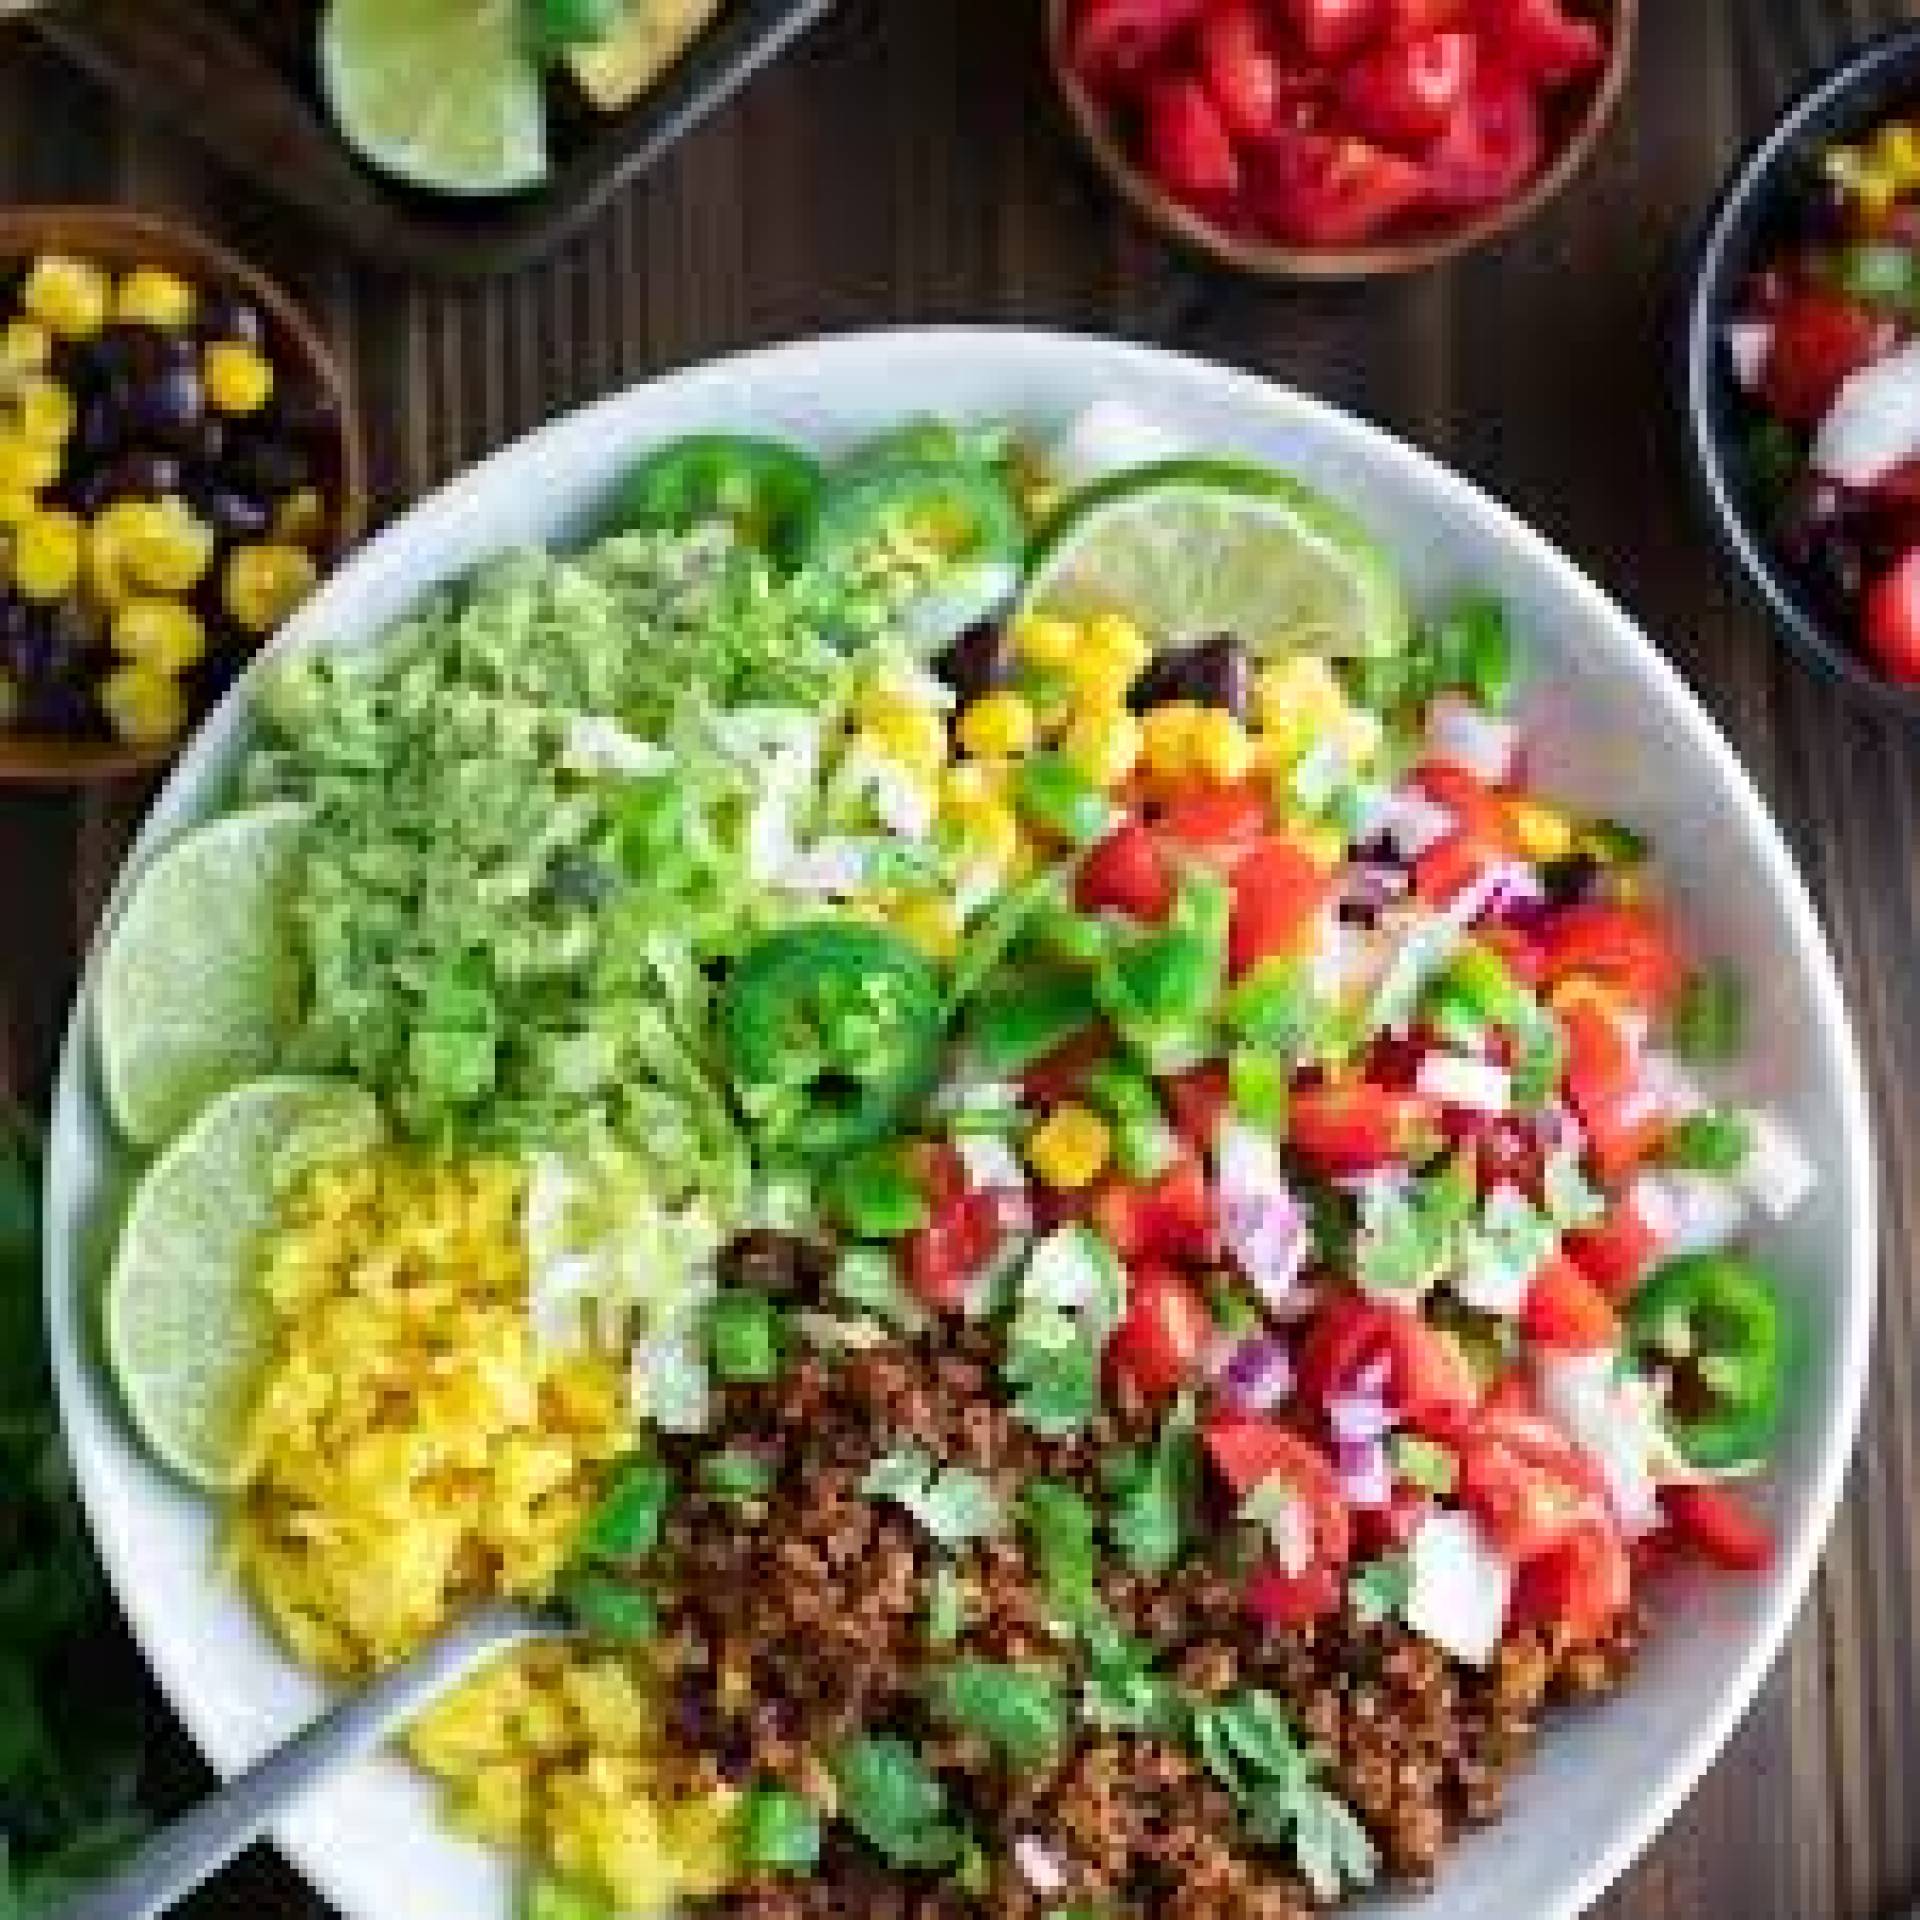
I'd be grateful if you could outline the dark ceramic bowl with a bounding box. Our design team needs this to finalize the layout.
[1682,25,1920,713]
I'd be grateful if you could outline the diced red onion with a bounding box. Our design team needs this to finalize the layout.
[986,1187,1036,1233]
[1342,862,1412,913]
[1536,1102,1586,1157]
[1353,1351,1393,1399]
[1328,1390,1395,1445]
[1221,1336,1295,1414]
[1217,1124,1311,1311]
[1378,787,1456,860]
[1725,319,1773,392]
[1414,1050,1512,1114]
[1425,693,1519,785]
[1631,1169,1744,1256]
[1013,1836,1068,1896]
[1813,338,1920,489]
[1335,1437,1393,1509]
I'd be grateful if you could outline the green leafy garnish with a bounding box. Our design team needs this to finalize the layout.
[1347,1554,1413,1627]
[860,1448,1003,1548]
[833,1736,968,1870]
[1662,1108,1752,1175]
[1355,1153,1475,1300]
[1020,1480,1101,1633]
[1080,1614,1187,1738]
[1106,1394,1199,1577]
[930,1661,1064,1768]
[736,1785,823,1873]
[1004,1227,1127,1439]
[925,1563,968,1650]
[1674,965,1744,1064]
[578,1458,674,1561]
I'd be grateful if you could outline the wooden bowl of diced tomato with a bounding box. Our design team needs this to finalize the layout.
[1047,0,1636,279]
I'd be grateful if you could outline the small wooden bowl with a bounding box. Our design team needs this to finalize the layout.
[1046,0,1638,282]
[0,204,368,786]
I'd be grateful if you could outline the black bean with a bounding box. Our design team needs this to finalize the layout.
[190,480,271,542]
[933,620,1012,701]
[197,285,266,350]
[227,431,310,497]
[718,1229,834,1301]
[1540,852,1602,909]
[1128,632,1250,717]
[176,414,228,469]
[125,363,206,446]
[70,388,128,467]
[77,448,186,511]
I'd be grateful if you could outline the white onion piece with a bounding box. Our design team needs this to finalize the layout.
[899,558,1020,650]
[1812,339,1920,489]
[1736,1108,1818,1220]
[1404,1512,1513,1666]
[1425,693,1519,784]
[1378,787,1457,860]
[562,715,673,779]
[1725,319,1773,393]
[1221,1337,1295,1414]
[1633,1170,1745,1256]
[1050,398,1192,488]
[1415,1051,1512,1114]
[956,1133,1026,1195]
[1217,1122,1312,1310]
[1328,1391,1395,1445]
[1014,1837,1068,1897]
[1637,1049,1707,1123]
[1537,1351,1668,1539]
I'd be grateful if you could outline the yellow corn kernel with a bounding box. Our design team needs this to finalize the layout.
[112,597,207,675]
[273,485,328,548]
[9,507,82,601]
[856,693,948,776]
[958,690,1037,760]
[22,255,110,341]
[942,794,1021,876]
[98,662,187,746]
[224,540,318,633]
[114,265,197,331]
[1059,705,1142,789]
[0,433,60,496]
[1013,612,1080,672]
[13,374,75,448]
[0,491,35,527]
[1508,799,1573,865]
[941,759,1010,809]
[90,497,216,598]
[1254,655,1347,755]
[1295,820,1347,871]
[0,318,50,375]
[202,339,275,417]
[1140,701,1203,780]
[1078,611,1151,688]
[893,895,961,961]
[1190,707,1255,784]
[1026,1104,1112,1191]
[1873,121,1920,191]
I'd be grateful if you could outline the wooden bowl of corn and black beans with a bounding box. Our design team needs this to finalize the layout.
[0,206,367,783]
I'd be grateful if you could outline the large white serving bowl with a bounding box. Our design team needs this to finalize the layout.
[45,330,1875,1920]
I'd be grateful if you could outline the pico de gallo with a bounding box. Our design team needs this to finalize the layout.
[1727,109,1920,683]
[1059,0,1611,251]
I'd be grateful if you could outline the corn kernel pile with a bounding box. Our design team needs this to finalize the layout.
[0,251,334,747]
[1824,117,1920,222]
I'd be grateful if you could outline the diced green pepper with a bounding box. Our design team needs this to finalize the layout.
[558,1569,657,1644]
[578,1458,673,1563]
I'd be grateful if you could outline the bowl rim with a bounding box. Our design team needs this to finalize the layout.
[1680,23,1920,715]
[43,327,1878,1920]
[1044,0,1639,282]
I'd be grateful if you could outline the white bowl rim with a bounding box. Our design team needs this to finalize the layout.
[43,325,1877,1920]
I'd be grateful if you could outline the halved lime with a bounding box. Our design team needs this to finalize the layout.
[320,0,549,198]
[1021,459,1411,661]
[106,1078,382,1491]
[96,802,310,1151]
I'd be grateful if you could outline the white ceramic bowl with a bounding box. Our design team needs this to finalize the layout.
[45,330,1876,1920]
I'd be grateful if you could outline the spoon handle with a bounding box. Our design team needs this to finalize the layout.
[51,1604,550,1920]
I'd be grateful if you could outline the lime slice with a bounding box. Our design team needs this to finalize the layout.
[1022,459,1411,661]
[107,1077,382,1491]
[96,802,310,1151]
[320,0,549,197]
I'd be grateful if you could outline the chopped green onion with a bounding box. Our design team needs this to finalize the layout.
[1227,1048,1289,1129]
[1674,965,1744,1064]
[707,1290,785,1383]
[578,1458,673,1562]
[558,1569,657,1644]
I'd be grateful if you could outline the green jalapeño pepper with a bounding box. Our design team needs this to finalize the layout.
[1626,1252,1784,1470]
[968,969,1101,1077]
[721,923,944,1161]
[607,434,824,566]
[805,459,1024,591]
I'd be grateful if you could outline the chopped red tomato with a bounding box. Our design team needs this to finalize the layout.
[1229,836,1335,976]
[1340,30,1476,151]
[1206,1419,1353,1628]
[1457,1406,1609,1561]
[1559,990,1637,1123]
[1522,1251,1620,1353]
[1297,1295,1481,1432]
[1145,75,1242,206]
[1091,1154,1216,1264]
[1198,1,1285,142]
[903,1189,1001,1312]
[1020,1024,1113,1108]
[1253,129,1429,247]
[1584,1099,1669,1187]
[1508,1516,1631,1642]
[1757,291,1895,426]
[1245,1558,1346,1629]
[1662,1483,1772,1572]
[1352,1483,1434,1558]
[1864,547,1920,685]
[1155,780,1271,860]
[1069,0,1207,88]
[1411,760,1518,903]
[1108,1263,1213,1398]
[1288,1082,1440,1175]
[1536,902,1685,1012]
[1564,1188,1663,1301]
[1077,818,1173,921]
[1281,0,1384,60]
[909,1141,968,1211]
[1162,1063,1231,1158]
[1424,61,1546,213]
[1384,0,1466,29]
[1475,0,1605,84]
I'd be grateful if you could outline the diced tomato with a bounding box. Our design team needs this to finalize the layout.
[1352,1482,1434,1557]
[1229,836,1335,977]
[1108,1263,1213,1397]
[1444,1107,1544,1198]
[1245,1558,1346,1629]
[1564,1188,1663,1301]
[1155,781,1271,860]
[910,1140,969,1212]
[1475,0,1605,85]
[1384,0,1467,30]
[1864,547,1920,685]
[1145,75,1242,207]
[1559,990,1636,1123]
[1411,761,1517,904]
[1424,61,1545,213]
[903,1189,1002,1311]
[1480,921,1545,988]
[1253,129,1429,246]
[1162,1063,1231,1158]
[1584,1100,1668,1186]
[1204,1417,1355,1565]
[1456,1406,1609,1561]
[1077,818,1173,921]
[1508,1517,1631,1643]
[1091,1154,1216,1263]
[1020,1023,1113,1111]
[1414,829,1496,905]
[1340,30,1476,151]
[1873,458,1920,507]
[1522,1251,1619,1353]
[1197,1,1284,142]
[1758,291,1897,426]
[1661,1483,1773,1573]
[1536,903,1685,1012]
[1281,0,1384,60]
[1296,1295,1481,1433]
[1481,1367,1537,1416]
[1288,1082,1440,1175]
[1068,0,1208,88]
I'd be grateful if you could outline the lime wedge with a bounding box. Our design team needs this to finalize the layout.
[320,0,549,197]
[96,802,310,1151]
[1022,459,1411,661]
[107,1078,382,1491]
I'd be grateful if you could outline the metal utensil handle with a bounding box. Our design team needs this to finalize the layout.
[51,1604,547,1920]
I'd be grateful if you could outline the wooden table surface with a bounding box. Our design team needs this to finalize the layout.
[2,2,1916,1916]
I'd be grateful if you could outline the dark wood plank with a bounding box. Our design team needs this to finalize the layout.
[2,3,1918,1916]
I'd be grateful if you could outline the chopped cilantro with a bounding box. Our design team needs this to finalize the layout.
[1674,965,1745,1064]
[1020,1480,1101,1633]
[860,1448,1003,1548]
[1347,1553,1414,1627]
[1106,1394,1200,1577]
[1662,1108,1753,1174]
[925,1563,968,1650]
[833,1735,967,1870]
[930,1661,1064,1768]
